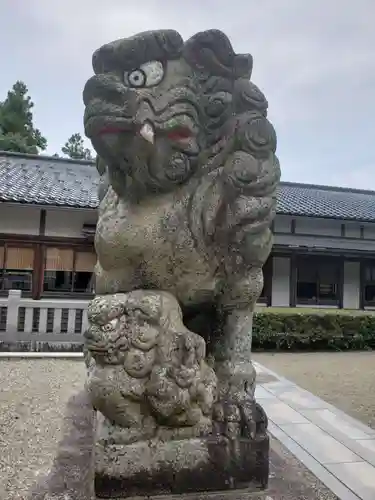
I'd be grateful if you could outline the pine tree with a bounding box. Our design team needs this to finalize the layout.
[0,81,47,154]
[62,133,93,160]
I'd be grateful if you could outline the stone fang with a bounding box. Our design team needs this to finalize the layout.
[139,122,154,144]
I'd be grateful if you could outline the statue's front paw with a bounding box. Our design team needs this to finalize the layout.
[212,392,257,440]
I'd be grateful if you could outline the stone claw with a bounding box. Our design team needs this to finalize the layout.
[212,395,258,439]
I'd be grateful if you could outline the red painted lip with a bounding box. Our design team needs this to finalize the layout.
[98,126,125,135]
[166,127,193,141]
[97,125,193,140]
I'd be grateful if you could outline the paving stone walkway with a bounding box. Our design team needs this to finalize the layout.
[254,362,375,500]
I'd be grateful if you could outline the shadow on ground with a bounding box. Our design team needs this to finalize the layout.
[27,389,338,500]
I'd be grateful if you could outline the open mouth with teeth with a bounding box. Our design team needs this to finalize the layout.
[97,121,197,151]
[137,122,194,145]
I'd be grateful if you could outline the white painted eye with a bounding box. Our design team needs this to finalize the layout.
[124,61,164,88]
[102,318,118,332]
[127,69,146,87]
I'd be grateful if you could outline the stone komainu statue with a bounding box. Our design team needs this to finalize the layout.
[83,29,280,497]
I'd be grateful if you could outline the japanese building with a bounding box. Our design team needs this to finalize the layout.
[1,150,375,310]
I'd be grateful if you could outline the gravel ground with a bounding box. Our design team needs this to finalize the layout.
[254,351,375,429]
[1,354,372,499]
[0,359,86,500]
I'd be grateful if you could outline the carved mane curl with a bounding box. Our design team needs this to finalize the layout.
[180,31,280,272]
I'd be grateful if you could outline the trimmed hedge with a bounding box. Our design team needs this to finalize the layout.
[253,311,375,351]
[2,312,374,352]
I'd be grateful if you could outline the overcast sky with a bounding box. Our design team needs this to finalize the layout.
[2,0,374,188]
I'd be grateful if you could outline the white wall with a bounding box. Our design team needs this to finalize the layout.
[294,217,341,237]
[274,214,375,242]
[274,215,291,233]
[362,223,375,240]
[0,204,40,235]
[343,261,360,309]
[45,208,97,238]
[271,256,290,307]
[274,233,375,252]
[0,203,98,239]
[345,222,361,239]
[274,215,343,236]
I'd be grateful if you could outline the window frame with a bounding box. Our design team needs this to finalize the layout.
[0,242,35,296]
[41,244,96,297]
[295,255,341,307]
[362,260,375,307]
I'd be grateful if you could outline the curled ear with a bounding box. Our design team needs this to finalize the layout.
[233,54,253,79]
[183,29,252,79]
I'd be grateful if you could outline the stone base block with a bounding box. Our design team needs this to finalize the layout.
[95,434,269,498]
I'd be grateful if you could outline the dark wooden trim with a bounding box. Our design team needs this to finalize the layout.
[289,254,296,307]
[34,244,45,299]
[267,256,273,307]
[272,244,375,259]
[71,249,78,293]
[276,211,375,225]
[39,209,46,236]
[359,258,375,309]
[338,257,344,309]
[359,258,365,309]
[32,244,40,299]
[291,219,296,234]
[3,244,8,271]
[340,223,346,237]
[40,291,95,300]
[274,228,375,242]
[360,225,365,239]
[260,257,272,307]
[0,290,33,298]
[0,233,94,247]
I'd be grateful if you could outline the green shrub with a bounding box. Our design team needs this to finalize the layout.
[252,311,375,351]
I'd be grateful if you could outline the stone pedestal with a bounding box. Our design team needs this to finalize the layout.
[95,433,269,498]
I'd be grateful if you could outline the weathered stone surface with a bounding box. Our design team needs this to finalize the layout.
[95,434,269,498]
[84,291,217,444]
[83,27,281,496]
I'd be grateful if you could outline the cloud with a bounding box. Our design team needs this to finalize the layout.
[2,0,375,188]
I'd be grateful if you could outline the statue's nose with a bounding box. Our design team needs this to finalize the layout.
[82,74,134,107]
[134,99,156,128]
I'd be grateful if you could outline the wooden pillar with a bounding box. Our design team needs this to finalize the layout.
[32,209,47,300]
[32,244,44,300]
[289,253,297,307]
[267,256,273,307]
[359,258,365,310]
[338,257,344,309]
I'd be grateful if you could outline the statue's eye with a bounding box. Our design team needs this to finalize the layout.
[127,69,146,87]
[102,318,118,332]
[124,61,164,88]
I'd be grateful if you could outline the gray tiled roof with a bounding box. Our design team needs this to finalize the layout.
[276,182,375,222]
[1,151,375,222]
[0,151,99,208]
